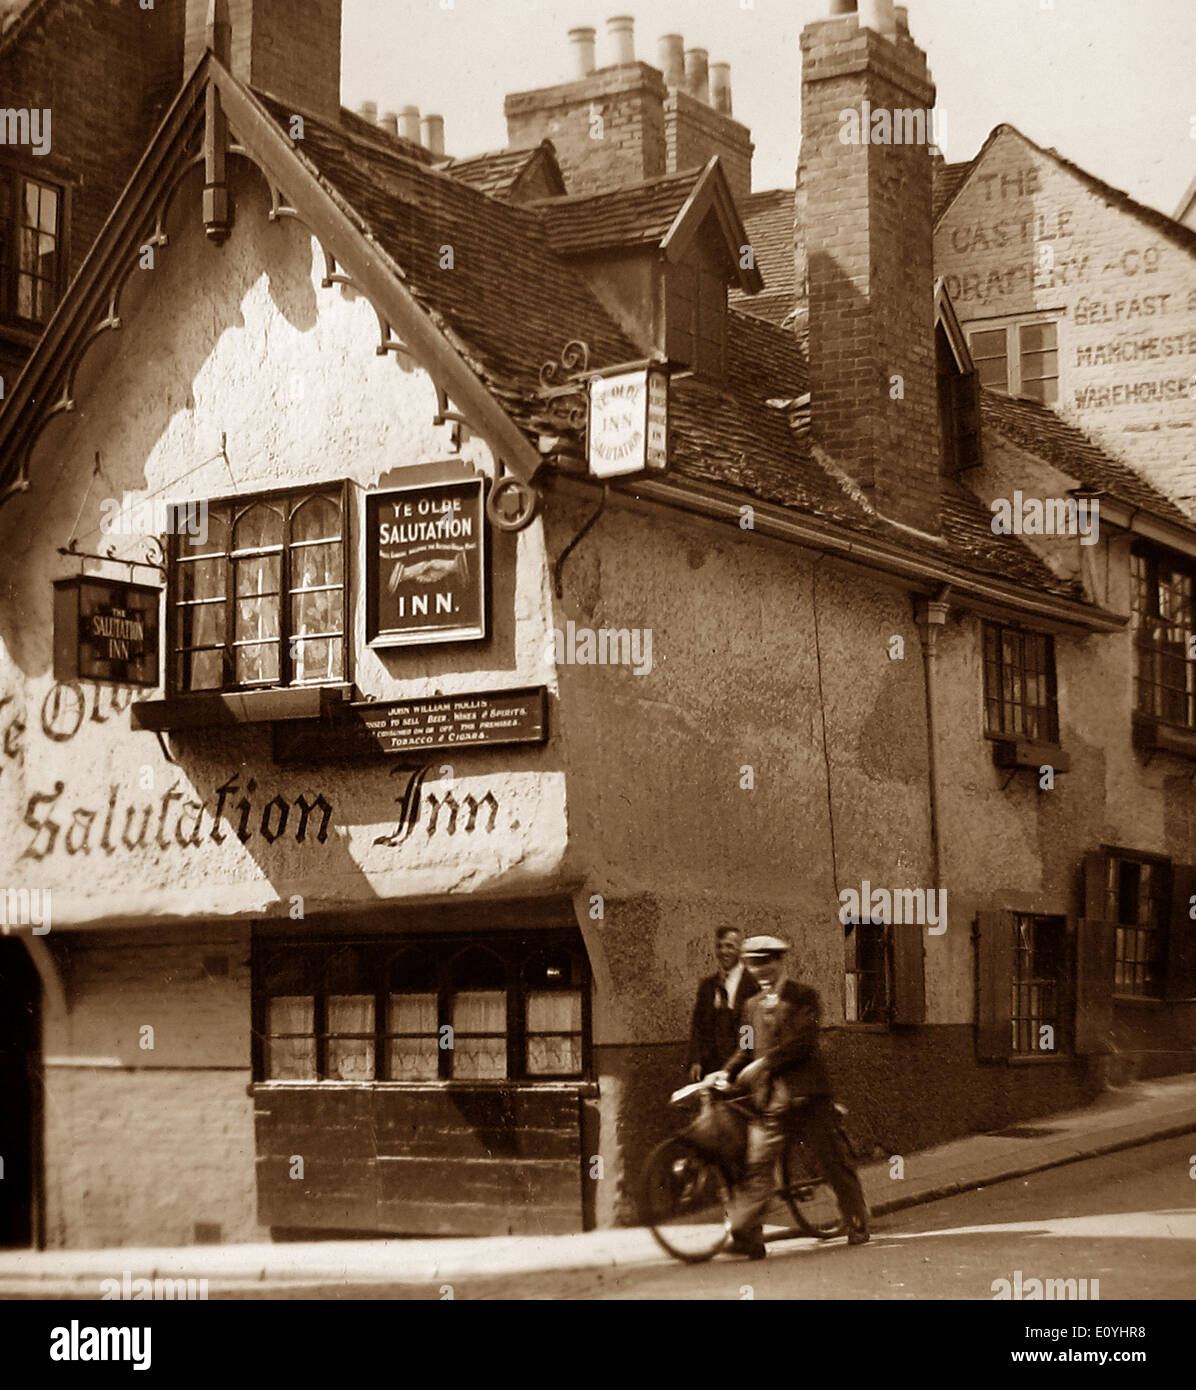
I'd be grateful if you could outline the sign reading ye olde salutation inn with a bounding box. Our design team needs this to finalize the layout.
[366,477,487,646]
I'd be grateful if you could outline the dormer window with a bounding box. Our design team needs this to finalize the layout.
[666,240,726,380]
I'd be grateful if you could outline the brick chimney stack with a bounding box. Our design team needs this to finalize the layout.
[184,0,343,124]
[798,0,941,533]
[505,17,753,198]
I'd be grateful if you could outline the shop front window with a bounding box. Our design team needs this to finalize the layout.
[524,948,585,1076]
[255,931,589,1083]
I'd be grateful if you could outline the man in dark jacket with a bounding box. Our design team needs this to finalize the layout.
[686,928,760,1082]
[716,935,870,1258]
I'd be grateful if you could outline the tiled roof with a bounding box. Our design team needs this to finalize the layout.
[337,107,438,165]
[729,188,796,327]
[532,168,705,254]
[260,100,1092,604]
[444,145,560,199]
[933,159,973,222]
[262,98,638,421]
[668,310,862,524]
[936,480,1081,598]
[980,390,1196,529]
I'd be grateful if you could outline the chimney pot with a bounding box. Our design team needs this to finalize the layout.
[607,15,635,65]
[569,25,597,77]
[398,105,421,144]
[829,1,857,14]
[378,110,399,137]
[357,99,378,124]
[658,33,685,86]
[684,47,710,104]
[894,5,910,33]
[422,113,446,157]
[709,62,732,116]
[859,0,898,36]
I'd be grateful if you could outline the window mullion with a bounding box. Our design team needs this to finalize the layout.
[281,499,294,688]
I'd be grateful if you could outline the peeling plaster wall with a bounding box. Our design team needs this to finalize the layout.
[0,164,568,926]
[545,483,1195,1220]
[0,164,574,1246]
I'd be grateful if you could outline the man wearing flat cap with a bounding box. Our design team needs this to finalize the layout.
[715,935,870,1257]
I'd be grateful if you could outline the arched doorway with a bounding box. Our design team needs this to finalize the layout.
[0,939,41,1247]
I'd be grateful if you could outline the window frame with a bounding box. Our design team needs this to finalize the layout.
[976,909,1076,1062]
[166,479,351,697]
[0,160,67,338]
[965,312,1060,405]
[1131,543,1196,733]
[253,929,592,1085]
[1100,849,1171,1001]
[982,621,1061,746]
[844,914,892,1025]
[1010,913,1068,1055]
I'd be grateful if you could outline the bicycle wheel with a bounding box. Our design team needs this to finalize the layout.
[780,1134,846,1239]
[640,1137,733,1263]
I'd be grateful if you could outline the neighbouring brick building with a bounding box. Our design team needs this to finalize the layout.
[0,0,1193,1252]
[0,0,183,391]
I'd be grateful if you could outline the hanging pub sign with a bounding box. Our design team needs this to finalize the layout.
[587,367,669,479]
[52,575,161,686]
[366,476,487,647]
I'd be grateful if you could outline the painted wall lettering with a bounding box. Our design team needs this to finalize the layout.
[374,764,501,848]
[19,773,335,860]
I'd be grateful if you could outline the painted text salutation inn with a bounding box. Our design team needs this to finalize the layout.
[0,0,1193,1248]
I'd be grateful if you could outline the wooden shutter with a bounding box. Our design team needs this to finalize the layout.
[1082,850,1110,918]
[1164,864,1196,1001]
[1074,917,1116,1053]
[891,917,926,1025]
[975,911,1014,1059]
[1075,851,1116,1053]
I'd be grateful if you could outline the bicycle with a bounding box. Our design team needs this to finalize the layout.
[639,1077,851,1263]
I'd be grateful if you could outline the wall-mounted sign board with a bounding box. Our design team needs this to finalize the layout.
[273,686,548,763]
[366,477,487,647]
[53,576,161,687]
[587,368,669,478]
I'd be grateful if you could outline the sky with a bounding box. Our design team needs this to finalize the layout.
[341,0,1196,217]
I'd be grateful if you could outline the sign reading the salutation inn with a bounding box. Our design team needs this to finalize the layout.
[52,575,161,687]
[366,477,487,647]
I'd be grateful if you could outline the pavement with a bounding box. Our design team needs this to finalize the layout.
[2,1072,1194,1296]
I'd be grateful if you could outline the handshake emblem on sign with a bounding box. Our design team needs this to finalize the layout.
[387,551,469,594]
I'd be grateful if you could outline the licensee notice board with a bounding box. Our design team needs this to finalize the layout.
[273,686,548,762]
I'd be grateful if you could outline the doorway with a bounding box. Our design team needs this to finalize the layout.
[0,939,41,1247]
